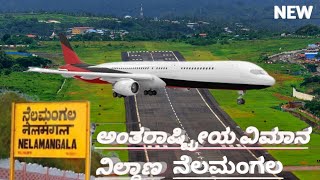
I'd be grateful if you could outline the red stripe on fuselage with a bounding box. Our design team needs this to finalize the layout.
[74,76,109,84]
[60,64,109,84]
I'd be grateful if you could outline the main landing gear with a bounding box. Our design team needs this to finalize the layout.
[113,92,126,98]
[237,90,246,105]
[144,89,157,96]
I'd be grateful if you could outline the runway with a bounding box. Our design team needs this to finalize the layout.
[122,51,297,179]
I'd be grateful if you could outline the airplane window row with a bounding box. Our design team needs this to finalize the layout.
[113,67,149,70]
[156,67,168,70]
[111,67,214,70]
[181,67,214,70]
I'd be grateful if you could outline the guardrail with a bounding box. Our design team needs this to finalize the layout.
[0,159,95,180]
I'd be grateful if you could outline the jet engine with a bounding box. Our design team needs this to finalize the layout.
[113,79,140,96]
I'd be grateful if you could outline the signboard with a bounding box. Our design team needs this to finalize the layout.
[10,101,90,179]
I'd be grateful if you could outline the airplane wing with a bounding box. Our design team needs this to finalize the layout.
[27,67,157,83]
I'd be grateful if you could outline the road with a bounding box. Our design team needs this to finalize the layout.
[122,51,297,179]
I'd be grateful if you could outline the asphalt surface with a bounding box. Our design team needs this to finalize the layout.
[122,51,297,180]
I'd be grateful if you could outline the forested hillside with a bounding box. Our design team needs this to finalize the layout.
[1,0,320,30]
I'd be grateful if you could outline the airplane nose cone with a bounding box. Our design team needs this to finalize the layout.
[268,76,276,86]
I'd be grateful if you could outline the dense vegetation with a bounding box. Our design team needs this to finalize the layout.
[305,98,320,117]
[0,50,52,74]
[300,76,320,117]
[300,76,320,95]
[1,12,320,47]
[0,13,252,44]
[1,0,320,31]
[296,24,320,36]
[1,34,35,45]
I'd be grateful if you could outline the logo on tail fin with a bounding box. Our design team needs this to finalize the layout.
[59,34,83,65]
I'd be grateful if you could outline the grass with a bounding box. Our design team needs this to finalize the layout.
[293,171,320,180]
[0,13,108,24]
[0,72,64,100]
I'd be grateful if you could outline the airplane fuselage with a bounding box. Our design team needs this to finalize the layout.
[68,60,275,90]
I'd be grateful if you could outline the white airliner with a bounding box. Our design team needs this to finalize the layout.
[27,34,275,104]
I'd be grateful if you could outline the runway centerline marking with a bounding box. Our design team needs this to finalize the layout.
[164,88,186,132]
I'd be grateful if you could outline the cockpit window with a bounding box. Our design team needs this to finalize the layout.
[250,69,267,75]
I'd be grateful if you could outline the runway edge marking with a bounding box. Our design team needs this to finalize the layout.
[134,95,150,163]
[195,88,279,178]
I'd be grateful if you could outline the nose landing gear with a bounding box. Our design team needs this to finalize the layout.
[144,89,157,96]
[113,92,126,98]
[237,90,246,105]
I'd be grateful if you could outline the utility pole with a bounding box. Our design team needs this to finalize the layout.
[140,3,144,19]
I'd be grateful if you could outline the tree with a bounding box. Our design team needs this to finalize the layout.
[0,51,14,69]
[306,64,317,72]
[1,34,10,43]
[305,98,320,117]
[300,76,320,86]
[296,24,320,36]
[313,88,320,96]
[15,56,52,70]
[17,46,28,53]
[3,69,11,75]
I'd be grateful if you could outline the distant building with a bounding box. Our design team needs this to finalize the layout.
[38,19,61,24]
[72,27,93,35]
[241,28,250,31]
[124,15,132,19]
[50,32,57,39]
[297,53,306,59]
[198,21,210,25]
[96,29,104,34]
[86,29,97,33]
[187,23,198,29]
[26,34,37,39]
[199,33,208,38]
[224,27,233,33]
[308,44,318,49]
[235,23,243,27]
[305,52,319,60]
[47,20,61,24]
[305,44,320,60]
[171,21,180,24]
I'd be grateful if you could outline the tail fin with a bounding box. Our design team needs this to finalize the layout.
[59,34,83,65]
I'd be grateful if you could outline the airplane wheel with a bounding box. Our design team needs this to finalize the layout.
[117,94,122,98]
[153,90,157,95]
[237,98,245,105]
[148,90,153,96]
[113,92,118,98]
[144,90,148,95]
